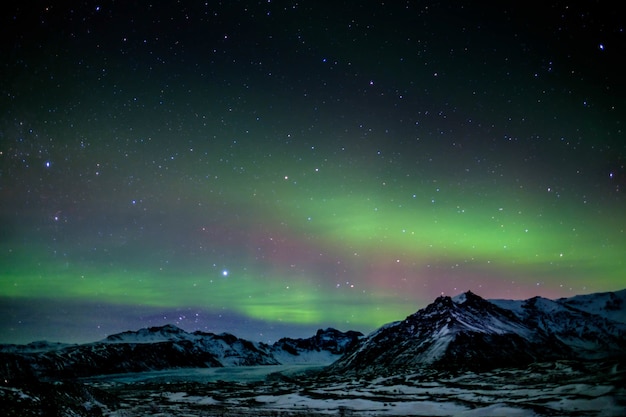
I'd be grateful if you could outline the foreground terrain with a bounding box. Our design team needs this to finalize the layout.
[2,360,624,416]
[96,361,626,416]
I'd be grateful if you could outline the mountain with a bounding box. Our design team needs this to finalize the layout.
[6,327,277,379]
[2,289,624,380]
[102,323,193,343]
[491,295,626,359]
[328,290,626,376]
[491,289,626,325]
[0,340,74,353]
[271,328,363,364]
[557,289,626,324]
[0,325,360,380]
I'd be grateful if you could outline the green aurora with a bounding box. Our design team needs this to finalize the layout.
[1,1,624,343]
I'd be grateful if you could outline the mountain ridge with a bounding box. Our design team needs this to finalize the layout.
[328,289,626,375]
[1,288,624,379]
[0,326,362,379]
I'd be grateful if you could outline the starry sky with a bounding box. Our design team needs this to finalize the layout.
[1,1,625,344]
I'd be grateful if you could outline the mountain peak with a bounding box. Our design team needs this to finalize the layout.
[416,291,491,320]
[429,291,486,309]
[103,324,189,343]
[329,290,574,375]
[452,290,481,305]
[148,324,185,333]
[430,294,454,308]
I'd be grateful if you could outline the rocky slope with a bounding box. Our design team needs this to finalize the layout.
[328,290,626,375]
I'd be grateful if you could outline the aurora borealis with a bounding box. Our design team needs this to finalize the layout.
[1,1,625,344]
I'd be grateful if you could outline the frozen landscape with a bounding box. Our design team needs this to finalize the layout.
[1,290,625,416]
[86,360,624,416]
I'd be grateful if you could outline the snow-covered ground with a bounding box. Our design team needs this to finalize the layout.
[94,360,625,417]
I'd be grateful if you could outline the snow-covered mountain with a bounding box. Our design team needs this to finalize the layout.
[491,294,626,359]
[102,323,194,344]
[328,290,626,375]
[1,289,624,380]
[101,325,363,365]
[0,325,360,379]
[558,288,626,324]
[271,328,363,364]
[11,329,275,379]
[491,289,626,325]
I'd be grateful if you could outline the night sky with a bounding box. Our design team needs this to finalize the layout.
[1,1,625,344]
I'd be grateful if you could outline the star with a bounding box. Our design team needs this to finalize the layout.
[0,0,624,345]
